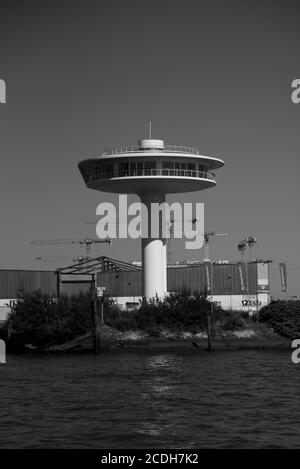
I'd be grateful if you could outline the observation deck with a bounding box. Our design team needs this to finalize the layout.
[78,139,224,194]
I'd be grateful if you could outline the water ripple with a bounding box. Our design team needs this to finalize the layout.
[0,350,299,448]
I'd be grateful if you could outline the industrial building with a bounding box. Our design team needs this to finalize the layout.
[0,135,269,320]
[96,260,270,312]
[0,258,271,321]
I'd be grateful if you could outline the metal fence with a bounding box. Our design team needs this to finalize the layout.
[102,145,200,156]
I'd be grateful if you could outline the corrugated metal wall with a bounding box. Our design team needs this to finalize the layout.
[98,263,258,296]
[98,270,142,297]
[0,263,259,298]
[60,283,91,296]
[169,263,257,295]
[0,270,57,298]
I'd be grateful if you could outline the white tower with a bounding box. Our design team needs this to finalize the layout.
[78,137,224,298]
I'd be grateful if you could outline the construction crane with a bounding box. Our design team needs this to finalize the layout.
[247,236,257,260]
[202,231,229,261]
[237,236,257,306]
[238,240,247,261]
[31,237,111,261]
[167,217,229,262]
[35,256,85,264]
[191,219,229,261]
[238,236,257,261]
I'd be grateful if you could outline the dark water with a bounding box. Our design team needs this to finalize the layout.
[0,350,299,448]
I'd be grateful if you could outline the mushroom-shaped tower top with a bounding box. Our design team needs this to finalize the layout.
[78,137,224,195]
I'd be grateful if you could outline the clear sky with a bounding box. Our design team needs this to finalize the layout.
[0,0,299,297]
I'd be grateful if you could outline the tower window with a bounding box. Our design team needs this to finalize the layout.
[119,162,129,177]
[162,161,174,175]
[105,164,114,177]
[187,163,195,176]
[144,161,156,175]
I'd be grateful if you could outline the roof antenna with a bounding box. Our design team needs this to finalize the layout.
[149,119,152,139]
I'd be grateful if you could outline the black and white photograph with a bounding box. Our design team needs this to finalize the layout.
[0,0,300,454]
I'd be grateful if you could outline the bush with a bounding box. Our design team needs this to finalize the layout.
[129,288,223,332]
[104,303,137,331]
[222,312,247,331]
[259,300,300,339]
[9,290,92,349]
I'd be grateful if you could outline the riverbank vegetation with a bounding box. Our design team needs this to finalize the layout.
[259,300,300,339]
[105,289,223,335]
[8,291,92,350]
[6,290,298,350]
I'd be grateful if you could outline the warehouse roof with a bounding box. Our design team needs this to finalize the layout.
[58,256,142,276]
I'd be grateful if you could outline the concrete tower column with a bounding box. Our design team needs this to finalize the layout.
[140,191,167,299]
[162,240,167,294]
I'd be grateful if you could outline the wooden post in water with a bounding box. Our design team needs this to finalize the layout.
[206,312,212,352]
[56,269,62,298]
[6,318,13,346]
[100,298,104,325]
[207,261,214,352]
[91,272,101,353]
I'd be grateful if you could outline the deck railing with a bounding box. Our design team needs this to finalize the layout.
[88,168,215,182]
[102,145,199,156]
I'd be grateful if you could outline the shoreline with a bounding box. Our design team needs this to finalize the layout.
[14,328,291,354]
